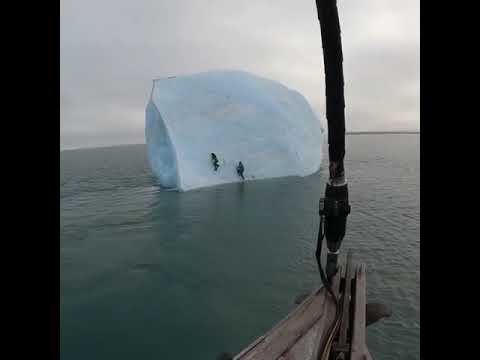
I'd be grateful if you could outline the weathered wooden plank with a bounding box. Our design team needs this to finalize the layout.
[233,288,328,360]
[280,320,323,360]
[337,251,353,349]
[307,264,344,360]
[233,335,266,360]
[234,267,343,360]
[279,265,344,360]
[332,264,344,297]
[350,263,372,360]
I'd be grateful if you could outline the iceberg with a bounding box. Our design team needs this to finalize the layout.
[145,70,323,191]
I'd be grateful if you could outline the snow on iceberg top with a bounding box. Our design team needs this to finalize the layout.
[145,70,323,191]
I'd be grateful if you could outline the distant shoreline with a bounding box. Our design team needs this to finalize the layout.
[346,131,419,135]
[60,143,145,152]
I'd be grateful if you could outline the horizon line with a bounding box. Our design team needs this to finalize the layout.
[60,131,419,152]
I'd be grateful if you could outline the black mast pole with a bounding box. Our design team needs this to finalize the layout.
[316,0,346,171]
[314,0,351,281]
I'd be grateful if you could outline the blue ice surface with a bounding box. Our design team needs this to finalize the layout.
[146,70,323,191]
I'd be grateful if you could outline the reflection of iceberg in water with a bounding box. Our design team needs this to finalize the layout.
[145,70,323,192]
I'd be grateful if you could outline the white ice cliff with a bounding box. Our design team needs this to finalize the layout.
[145,70,323,191]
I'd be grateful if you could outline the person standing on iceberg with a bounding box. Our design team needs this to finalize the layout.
[211,153,219,171]
[236,161,244,180]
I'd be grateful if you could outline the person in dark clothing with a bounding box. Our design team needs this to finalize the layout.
[211,153,219,171]
[236,161,244,180]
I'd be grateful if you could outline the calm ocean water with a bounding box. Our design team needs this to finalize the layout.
[60,134,419,360]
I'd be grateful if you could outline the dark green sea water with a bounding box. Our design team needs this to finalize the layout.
[60,134,419,360]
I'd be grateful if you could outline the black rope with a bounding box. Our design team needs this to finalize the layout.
[315,215,342,360]
[316,216,332,294]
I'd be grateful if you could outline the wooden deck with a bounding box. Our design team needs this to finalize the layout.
[233,259,372,360]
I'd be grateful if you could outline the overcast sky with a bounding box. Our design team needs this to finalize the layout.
[60,0,419,150]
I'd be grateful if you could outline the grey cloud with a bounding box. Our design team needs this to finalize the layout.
[61,0,419,149]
